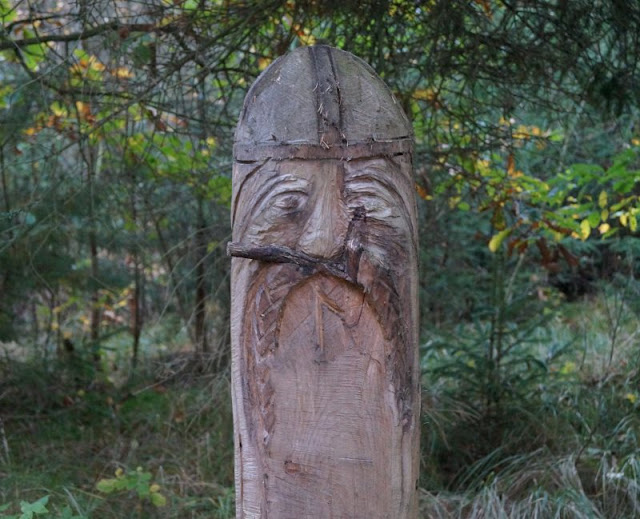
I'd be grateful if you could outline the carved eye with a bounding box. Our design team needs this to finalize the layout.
[269,191,308,216]
[347,191,394,220]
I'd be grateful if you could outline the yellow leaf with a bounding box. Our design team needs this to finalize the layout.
[625,392,638,404]
[560,361,576,375]
[620,213,628,227]
[90,59,105,72]
[113,66,134,79]
[298,29,316,46]
[75,101,91,117]
[598,223,610,234]
[630,215,638,232]
[50,101,67,117]
[488,228,510,253]
[579,219,591,240]
[413,88,436,101]
[257,57,272,71]
[415,183,431,200]
[506,153,515,176]
[598,190,608,209]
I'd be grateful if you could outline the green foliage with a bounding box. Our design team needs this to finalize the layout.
[1,496,49,519]
[1,350,235,518]
[0,496,86,519]
[96,467,167,508]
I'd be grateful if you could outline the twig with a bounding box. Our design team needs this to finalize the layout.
[227,242,352,281]
[0,416,10,465]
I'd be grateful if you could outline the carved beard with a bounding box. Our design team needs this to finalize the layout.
[239,246,414,516]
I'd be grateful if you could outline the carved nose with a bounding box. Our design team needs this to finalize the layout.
[297,190,349,259]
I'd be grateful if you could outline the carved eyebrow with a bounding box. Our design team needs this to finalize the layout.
[254,174,310,208]
[248,172,310,219]
[345,165,416,242]
[345,161,411,190]
[345,167,410,211]
[235,172,311,238]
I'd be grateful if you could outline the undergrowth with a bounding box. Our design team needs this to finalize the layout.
[0,353,235,518]
[1,283,639,518]
[420,275,640,518]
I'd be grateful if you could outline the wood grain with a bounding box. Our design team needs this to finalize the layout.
[230,45,419,518]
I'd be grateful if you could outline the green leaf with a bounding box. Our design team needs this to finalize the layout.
[19,496,49,516]
[96,478,118,494]
[568,163,605,180]
[132,44,152,67]
[587,211,600,228]
[206,176,232,205]
[0,0,17,22]
[150,492,167,507]
[59,506,86,519]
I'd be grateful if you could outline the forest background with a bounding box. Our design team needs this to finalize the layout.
[1,0,640,517]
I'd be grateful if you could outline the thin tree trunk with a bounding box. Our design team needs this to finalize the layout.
[193,67,210,354]
[194,201,209,353]
[128,163,143,368]
[131,255,142,368]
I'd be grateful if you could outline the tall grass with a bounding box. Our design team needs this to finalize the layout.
[420,269,640,518]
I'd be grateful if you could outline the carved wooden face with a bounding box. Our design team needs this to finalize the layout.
[231,153,418,427]
[233,156,417,266]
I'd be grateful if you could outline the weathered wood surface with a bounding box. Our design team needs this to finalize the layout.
[229,45,419,518]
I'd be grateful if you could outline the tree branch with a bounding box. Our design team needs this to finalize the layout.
[0,22,157,51]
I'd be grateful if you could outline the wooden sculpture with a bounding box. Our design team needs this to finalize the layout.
[228,45,419,518]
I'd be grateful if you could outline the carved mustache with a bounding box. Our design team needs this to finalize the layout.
[226,241,359,282]
[228,205,372,284]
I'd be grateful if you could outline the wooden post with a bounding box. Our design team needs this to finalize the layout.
[228,45,419,518]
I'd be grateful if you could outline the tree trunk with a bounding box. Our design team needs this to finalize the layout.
[194,201,209,353]
[229,45,419,518]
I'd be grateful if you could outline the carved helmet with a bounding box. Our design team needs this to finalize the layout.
[234,45,413,162]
